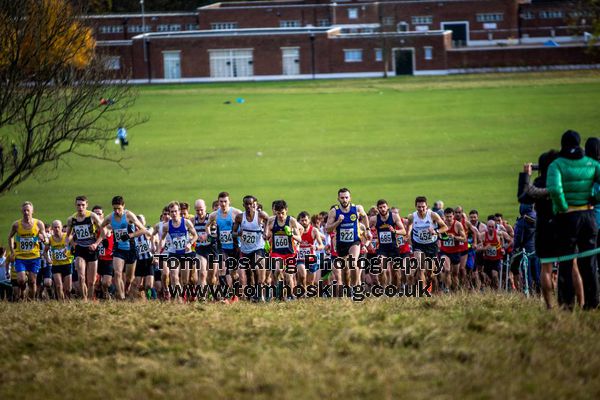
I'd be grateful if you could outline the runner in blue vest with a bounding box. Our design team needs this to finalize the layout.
[158,201,198,299]
[94,196,149,300]
[207,192,241,302]
[326,188,370,290]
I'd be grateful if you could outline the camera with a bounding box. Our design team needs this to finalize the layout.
[531,164,539,171]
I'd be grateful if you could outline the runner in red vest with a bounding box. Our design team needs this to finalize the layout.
[482,218,512,290]
[439,208,467,292]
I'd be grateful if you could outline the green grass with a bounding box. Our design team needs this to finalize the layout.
[1,294,600,399]
[1,70,600,239]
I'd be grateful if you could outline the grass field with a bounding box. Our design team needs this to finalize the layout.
[1,70,600,238]
[1,294,600,399]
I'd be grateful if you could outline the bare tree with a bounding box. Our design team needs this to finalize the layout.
[0,0,143,195]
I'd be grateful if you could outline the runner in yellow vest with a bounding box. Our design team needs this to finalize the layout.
[46,220,73,301]
[7,201,47,300]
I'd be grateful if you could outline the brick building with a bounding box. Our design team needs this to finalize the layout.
[90,0,600,82]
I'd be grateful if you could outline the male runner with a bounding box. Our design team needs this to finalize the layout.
[93,205,114,300]
[454,206,479,287]
[207,192,241,301]
[265,200,302,300]
[94,196,148,300]
[46,220,73,301]
[159,201,198,300]
[439,208,467,291]
[7,202,47,300]
[482,217,513,290]
[133,215,154,299]
[193,199,214,292]
[406,196,448,289]
[296,211,323,291]
[66,196,102,300]
[233,195,269,300]
[369,200,406,286]
[153,206,171,295]
[326,188,370,290]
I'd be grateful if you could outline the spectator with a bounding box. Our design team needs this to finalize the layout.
[432,200,444,218]
[518,150,583,309]
[585,137,600,246]
[512,204,539,293]
[117,126,129,150]
[547,130,600,310]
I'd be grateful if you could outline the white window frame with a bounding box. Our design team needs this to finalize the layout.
[411,16,432,25]
[157,24,169,32]
[382,16,394,26]
[211,22,238,30]
[476,13,504,23]
[280,20,301,28]
[344,49,363,63]
[424,47,432,61]
[317,19,330,27]
[375,48,383,62]
[186,24,199,31]
[348,8,358,19]
[539,11,564,19]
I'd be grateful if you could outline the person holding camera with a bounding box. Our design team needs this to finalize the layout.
[518,150,584,309]
[547,130,600,310]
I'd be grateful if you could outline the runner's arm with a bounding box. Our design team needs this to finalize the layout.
[7,222,17,261]
[431,213,448,234]
[393,214,407,236]
[325,208,341,233]
[232,214,242,239]
[185,219,199,247]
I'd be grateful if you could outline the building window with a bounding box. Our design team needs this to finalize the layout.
[317,19,330,27]
[348,8,358,19]
[99,25,124,34]
[344,49,362,62]
[539,11,564,19]
[157,24,169,32]
[424,47,432,60]
[104,56,121,70]
[375,48,382,62]
[280,20,301,28]
[382,16,394,26]
[476,13,504,22]
[186,24,199,30]
[210,22,238,30]
[520,12,535,20]
[128,25,152,33]
[411,16,432,25]
[168,24,181,31]
[397,22,408,32]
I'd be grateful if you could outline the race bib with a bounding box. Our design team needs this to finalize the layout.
[274,235,289,248]
[171,236,187,251]
[136,241,150,255]
[241,232,258,245]
[418,230,433,242]
[339,228,354,243]
[396,235,405,246]
[298,247,311,259]
[19,237,35,251]
[74,225,92,240]
[442,237,455,247]
[98,244,106,256]
[379,231,393,244]
[486,247,497,257]
[52,248,68,261]
[114,228,128,241]
[219,230,233,245]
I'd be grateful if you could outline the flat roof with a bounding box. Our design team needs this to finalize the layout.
[132,26,334,39]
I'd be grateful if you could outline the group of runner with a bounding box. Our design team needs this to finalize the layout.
[0,189,521,302]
